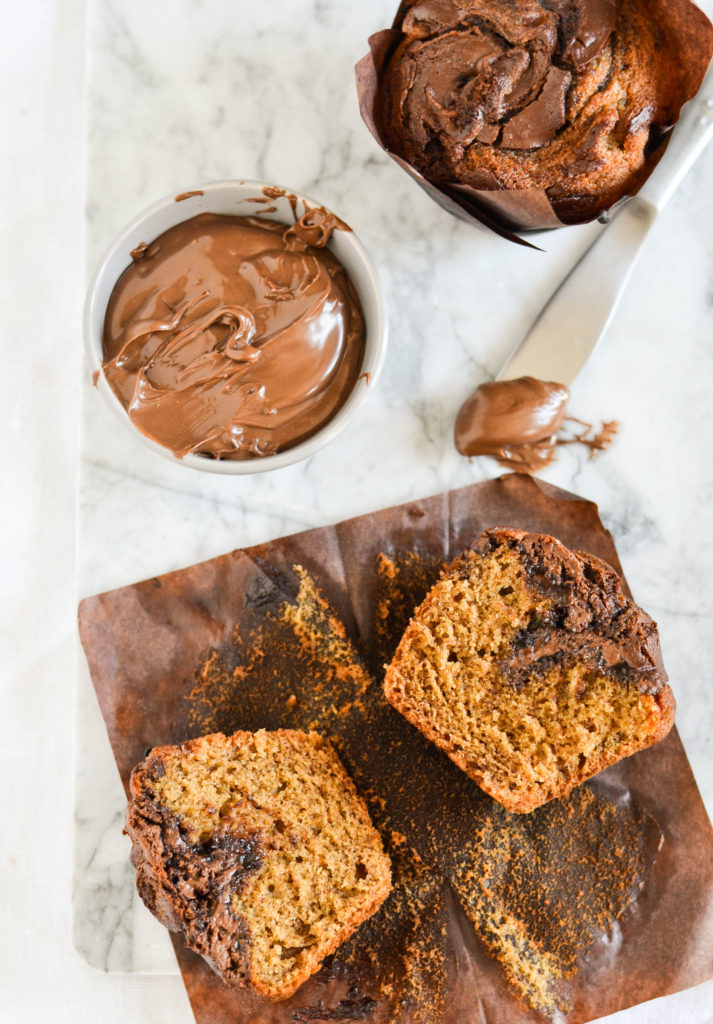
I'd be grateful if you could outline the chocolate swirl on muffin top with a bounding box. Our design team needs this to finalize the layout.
[378,0,677,219]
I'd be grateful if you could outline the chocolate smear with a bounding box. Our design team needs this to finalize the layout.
[102,209,365,461]
[454,377,618,470]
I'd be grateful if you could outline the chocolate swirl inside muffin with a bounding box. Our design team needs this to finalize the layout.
[378,0,683,220]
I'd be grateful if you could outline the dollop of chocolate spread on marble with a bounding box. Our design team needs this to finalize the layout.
[468,528,669,694]
[125,756,263,984]
[455,376,570,470]
[101,210,365,460]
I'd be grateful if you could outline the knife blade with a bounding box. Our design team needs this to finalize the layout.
[497,65,713,386]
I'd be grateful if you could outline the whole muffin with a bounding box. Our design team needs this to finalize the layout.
[377,0,699,222]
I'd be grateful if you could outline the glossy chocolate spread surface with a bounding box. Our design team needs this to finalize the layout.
[101,210,365,460]
[454,376,570,470]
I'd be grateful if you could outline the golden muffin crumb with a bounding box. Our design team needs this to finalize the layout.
[126,728,392,999]
[384,528,674,812]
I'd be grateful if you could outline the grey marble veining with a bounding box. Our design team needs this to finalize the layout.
[76,0,713,1001]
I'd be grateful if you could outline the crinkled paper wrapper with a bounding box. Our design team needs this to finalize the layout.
[356,2,713,245]
[78,474,713,1023]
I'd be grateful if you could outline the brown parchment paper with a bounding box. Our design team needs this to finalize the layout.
[355,1,713,244]
[78,474,713,1023]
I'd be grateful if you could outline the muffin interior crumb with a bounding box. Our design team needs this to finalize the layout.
[385,538,668,812]
[143,730,391,997]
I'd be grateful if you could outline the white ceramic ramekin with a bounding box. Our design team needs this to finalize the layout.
[84,180,387,474]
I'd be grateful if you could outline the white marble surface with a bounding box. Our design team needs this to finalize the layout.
[5,0,713,1021]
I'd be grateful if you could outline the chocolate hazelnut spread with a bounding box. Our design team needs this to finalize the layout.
[101,210,365,460]
[455,376,620,470]
[454,377,569,470]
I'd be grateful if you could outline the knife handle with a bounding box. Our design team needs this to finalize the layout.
[637,62,713,212]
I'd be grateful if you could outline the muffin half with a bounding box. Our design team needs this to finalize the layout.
[384,528,675,812]
[126,729,391,998]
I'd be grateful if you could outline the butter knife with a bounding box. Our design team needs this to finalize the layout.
[497,67,713,386]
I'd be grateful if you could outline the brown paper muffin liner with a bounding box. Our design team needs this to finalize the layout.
[78,474,713,1023]
[356,2,713,245]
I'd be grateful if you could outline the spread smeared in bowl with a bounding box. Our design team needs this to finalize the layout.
[101,209,366,460]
